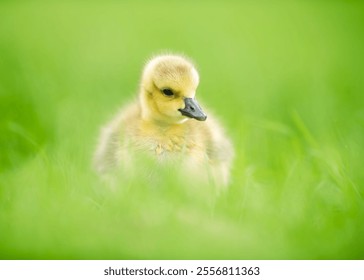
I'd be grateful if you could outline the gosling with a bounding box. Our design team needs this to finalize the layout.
[94,54,233,189]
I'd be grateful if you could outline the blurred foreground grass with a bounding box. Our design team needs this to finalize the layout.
[0,0,364,259]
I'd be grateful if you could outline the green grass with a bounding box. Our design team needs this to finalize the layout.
[1,0,364,259]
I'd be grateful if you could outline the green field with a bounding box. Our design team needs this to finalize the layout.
[1,0,364,259]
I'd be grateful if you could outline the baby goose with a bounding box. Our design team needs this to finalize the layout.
[94,54,233,188]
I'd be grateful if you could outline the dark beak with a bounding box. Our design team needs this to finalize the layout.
[178,98,207,121]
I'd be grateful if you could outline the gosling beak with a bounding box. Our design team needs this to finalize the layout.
[178,98,207,121]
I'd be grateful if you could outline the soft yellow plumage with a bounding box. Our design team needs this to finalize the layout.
[94,54,233,189]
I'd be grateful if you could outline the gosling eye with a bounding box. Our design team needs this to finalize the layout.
[161,88,174,97]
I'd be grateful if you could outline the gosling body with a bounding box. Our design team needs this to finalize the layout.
[94,54,233,188]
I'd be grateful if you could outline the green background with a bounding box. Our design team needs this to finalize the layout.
[1,0,364,259]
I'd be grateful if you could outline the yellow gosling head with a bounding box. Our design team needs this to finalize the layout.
[139,54,207,124]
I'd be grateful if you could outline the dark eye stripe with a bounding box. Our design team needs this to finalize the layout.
[161,88,174,96]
